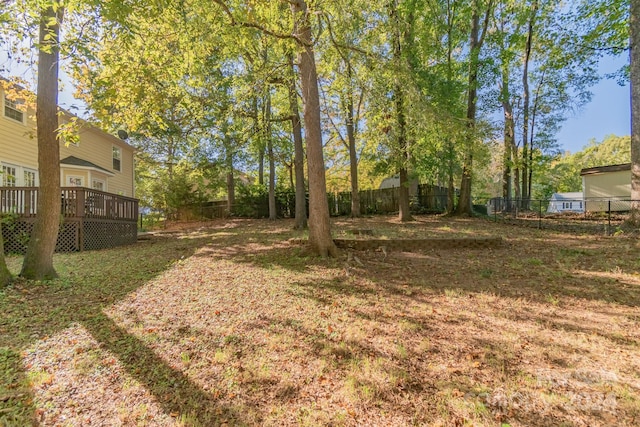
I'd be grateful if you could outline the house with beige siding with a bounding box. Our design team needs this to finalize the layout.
[580,163,631,212]
[0,82,138,253]
[0,87,135,196]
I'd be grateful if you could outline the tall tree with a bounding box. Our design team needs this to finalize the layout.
[290,0,337,256]
[20,4,63,280]
[390,0,413,222]
[631,0,640,221]
[456,0,493,215]
[519,0,538,208]
[288,52,307,229]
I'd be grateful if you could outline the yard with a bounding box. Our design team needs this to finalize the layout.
[1,216,639,426]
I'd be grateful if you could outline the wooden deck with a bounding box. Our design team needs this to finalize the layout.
[1,187,139,253]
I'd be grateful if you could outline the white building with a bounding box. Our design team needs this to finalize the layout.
[547,192,584,213]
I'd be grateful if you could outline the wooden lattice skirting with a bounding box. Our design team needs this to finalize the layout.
[2,218,138,254]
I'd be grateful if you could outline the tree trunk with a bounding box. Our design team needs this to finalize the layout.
[501,69,514,211]
[456,5,480,216]
[225,138,235,215]
[446,2,456,213]
[447,166,455,212]
[254,96,264,186]
[455,0,491,216]
[20,6,62,280]
[390,1,413,222]
[265,91,277,220]
[521,0,537,210]
[288,54,307,230]
[345,64,361,218]
[0,230,11,288]
[630,0,640,223]
[291,0,337,257]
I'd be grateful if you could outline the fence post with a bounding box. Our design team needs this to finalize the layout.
[608,200,611,235]
[538,199,542,229]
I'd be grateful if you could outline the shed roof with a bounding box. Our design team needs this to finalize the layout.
[580,163,631,176]
[550,192,583,200]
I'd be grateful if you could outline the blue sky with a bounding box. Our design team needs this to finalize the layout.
[555,54,630,154]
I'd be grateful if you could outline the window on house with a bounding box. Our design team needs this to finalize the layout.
[67,176,84,187]
[92,179,105,191]
[4,97,24,123]
[1,165,17,186]
[1,164,18,212]
[113,146,121,171]
[24,169,37,187]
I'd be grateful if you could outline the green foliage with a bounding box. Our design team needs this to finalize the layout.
[234,183,269,218]
[533,134,631,198]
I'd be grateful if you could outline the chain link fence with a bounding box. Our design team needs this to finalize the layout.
[483,197,640,235]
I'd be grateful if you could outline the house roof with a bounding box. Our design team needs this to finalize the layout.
[550,192,583,200]
[580,163,631,176]
[60,156,115,176]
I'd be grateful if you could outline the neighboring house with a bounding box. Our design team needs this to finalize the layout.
[0,82,138,253]
[1,87,135,196]
[580,163,631,212]
[547,192,584,214]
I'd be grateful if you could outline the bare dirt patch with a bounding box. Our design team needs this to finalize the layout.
[1,216,639,426]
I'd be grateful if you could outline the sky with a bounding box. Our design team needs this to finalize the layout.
[555,54,630,154]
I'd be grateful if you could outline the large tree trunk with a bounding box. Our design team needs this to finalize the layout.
[288,53,307,230]
[291,0,337,257]
[456,5,480,216]
[390,1,413,222]
[20,6,62,280]
[0,230,11,288]
[455,0,491,216]
[345,64,361,218]
[396,88,412,222]
[630,0,640,222]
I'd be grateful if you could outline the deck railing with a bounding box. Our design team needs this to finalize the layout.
[0,187,138,222]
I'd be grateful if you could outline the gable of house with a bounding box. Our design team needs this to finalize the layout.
[0,83,135,196]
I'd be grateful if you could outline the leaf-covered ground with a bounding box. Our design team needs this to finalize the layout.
[1,216,639,426]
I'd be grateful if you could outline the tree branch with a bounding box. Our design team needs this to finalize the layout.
[212,0,308,46]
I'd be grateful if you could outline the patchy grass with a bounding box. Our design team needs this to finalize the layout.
[1,216,640,426]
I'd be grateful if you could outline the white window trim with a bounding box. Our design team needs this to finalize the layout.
[112,145,122,172]
[92,178,106,192]
[3,96,26,125]
[67,175,85,187]
[1,162,39,186]
[23,168,39,187]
